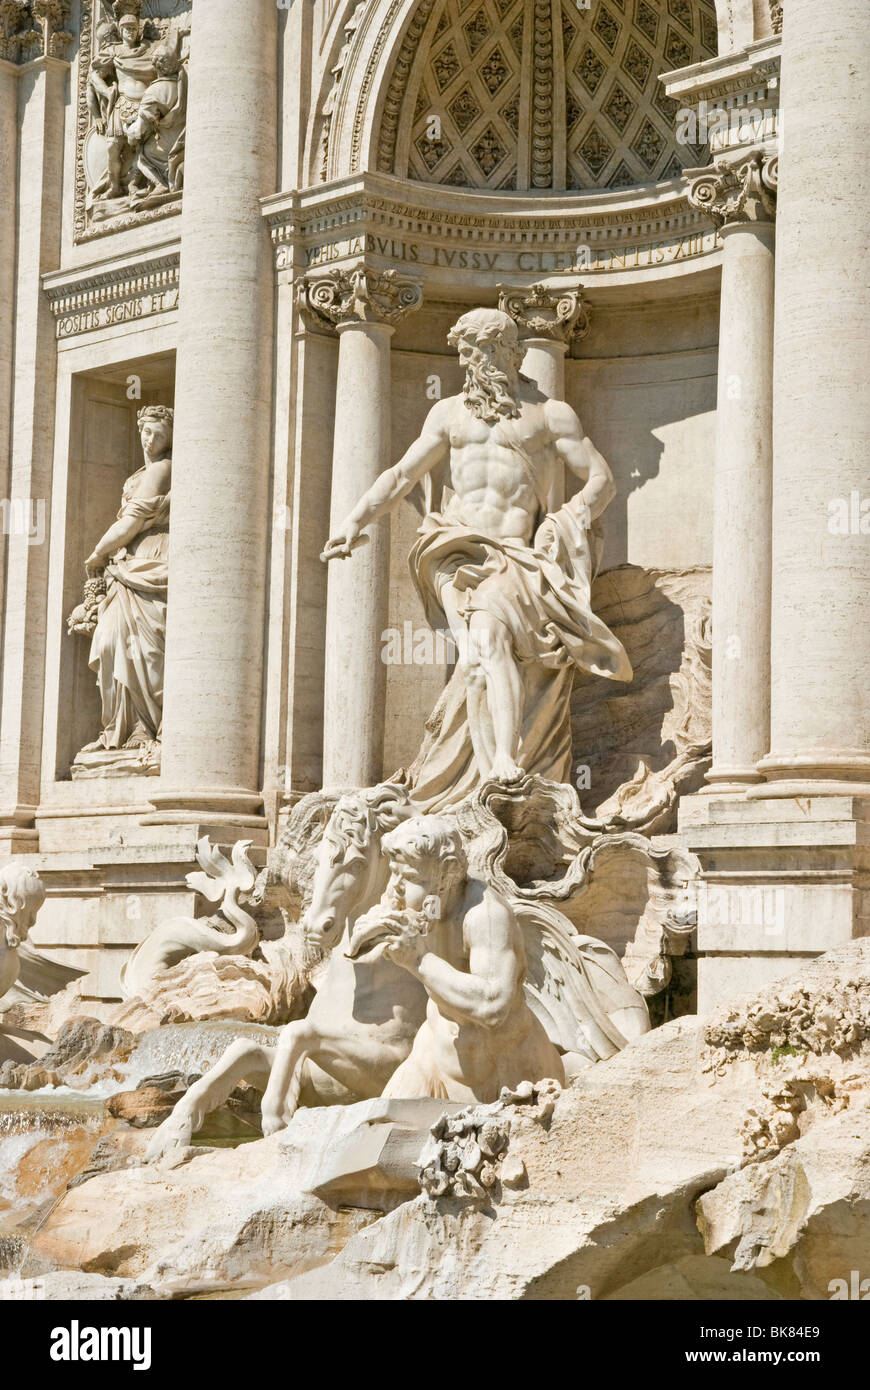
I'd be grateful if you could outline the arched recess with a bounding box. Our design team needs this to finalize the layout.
[315,0,427,184]
[322,0,718,191]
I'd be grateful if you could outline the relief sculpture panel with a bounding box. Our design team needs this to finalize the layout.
[75,0,192,240]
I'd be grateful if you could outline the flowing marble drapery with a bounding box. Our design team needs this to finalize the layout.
[408,498,631,811]
[87,486,169,749]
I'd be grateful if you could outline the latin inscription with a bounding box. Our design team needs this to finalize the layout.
[56,287,180,340]
[301,230,717,274]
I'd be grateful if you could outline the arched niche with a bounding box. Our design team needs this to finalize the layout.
[317,0,723,191]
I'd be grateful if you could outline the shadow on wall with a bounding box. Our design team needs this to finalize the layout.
[566,299,719,571]
[583,392,715,571]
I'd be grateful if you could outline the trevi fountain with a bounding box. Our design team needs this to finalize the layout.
[0,0,867,1320]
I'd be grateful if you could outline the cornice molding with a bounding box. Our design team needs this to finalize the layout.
[662,38,781,107]
[262,172,720,284]
[43,243,180,337]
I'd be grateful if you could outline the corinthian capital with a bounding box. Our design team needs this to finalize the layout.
[688,153,778,229]
[497,281,591,343]
[0,0,71,61]
[0,0,35,60]
[298,265,423,331]
[31,0,71,55]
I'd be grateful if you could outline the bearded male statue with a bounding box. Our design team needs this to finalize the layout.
[322,307,632,810]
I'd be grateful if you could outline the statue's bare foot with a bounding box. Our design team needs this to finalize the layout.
[144,1109,195,1165]
[490,754,524,783]
[124,723,153,749]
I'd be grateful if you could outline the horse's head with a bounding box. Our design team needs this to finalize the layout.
[304,782,413,953]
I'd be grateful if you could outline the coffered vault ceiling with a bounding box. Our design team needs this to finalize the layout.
[379,0,717,192]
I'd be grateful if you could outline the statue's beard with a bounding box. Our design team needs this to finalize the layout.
[462,350,521,423]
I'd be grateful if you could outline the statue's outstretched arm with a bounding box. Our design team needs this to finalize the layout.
[321,400,451,561]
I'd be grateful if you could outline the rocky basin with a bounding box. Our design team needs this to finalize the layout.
[3,940,867,1300]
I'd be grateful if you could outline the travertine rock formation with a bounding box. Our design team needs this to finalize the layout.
[0,1018,134,1092]
[19,940,869,1299]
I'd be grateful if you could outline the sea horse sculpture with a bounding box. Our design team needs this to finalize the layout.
[121,838,259,1000]
[145,782,419,1161]
[144,787,650,1162]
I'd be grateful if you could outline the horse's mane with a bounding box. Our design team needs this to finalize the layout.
[327,781,413,865]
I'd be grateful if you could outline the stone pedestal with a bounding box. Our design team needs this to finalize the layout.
[688,156,776,794]
[499,282,591,511]
[299,267,422,790]
[148,0,278,841]
[27,786,267,1002]
[682,793,870,1014]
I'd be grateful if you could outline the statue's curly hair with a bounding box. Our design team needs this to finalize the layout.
[0,864,46,948]
[137,404,174,435]
[382,816,467,889]
[447,307,523,363]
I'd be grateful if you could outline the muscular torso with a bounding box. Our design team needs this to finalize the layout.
[423,888,530,1077]
[111,45,157,102]
[444,394,558,542]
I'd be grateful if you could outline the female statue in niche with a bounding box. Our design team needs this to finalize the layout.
[68,404,172,777]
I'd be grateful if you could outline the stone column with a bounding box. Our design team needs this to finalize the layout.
[688,154,777,794]
[499,282,591,509]
[0,4,71,855]
[0,53,18,549]
[149,0,278,833]
[300,267,422,789]
[754,0,870,797]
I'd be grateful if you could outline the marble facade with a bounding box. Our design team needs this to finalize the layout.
[0,0,867,1027]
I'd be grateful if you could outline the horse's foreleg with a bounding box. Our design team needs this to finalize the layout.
[260,1020,315,1136]
[144,1038,275,1163]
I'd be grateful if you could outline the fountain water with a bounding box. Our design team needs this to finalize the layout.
[0,1092,114,1275]
[122,1020,282,1088]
